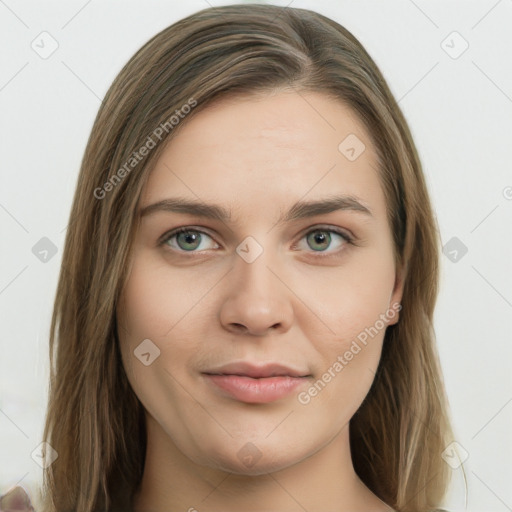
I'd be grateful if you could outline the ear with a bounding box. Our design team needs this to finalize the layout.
[388,263,405,326]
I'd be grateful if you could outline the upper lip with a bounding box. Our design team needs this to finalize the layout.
[203,361,310,378]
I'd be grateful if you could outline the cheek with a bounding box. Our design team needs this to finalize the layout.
[299,306,389,421]
[118,250,200,340]
[116,255,181,396]
[295,242,395,405]
[116,251,215,403]
[300,242,396,343]
[117,277,189,429]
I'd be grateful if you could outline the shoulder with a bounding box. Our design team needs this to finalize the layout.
[0,485,35,511]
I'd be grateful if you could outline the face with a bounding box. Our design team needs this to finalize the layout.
[116,90,404,475]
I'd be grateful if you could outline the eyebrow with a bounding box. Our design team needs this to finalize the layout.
[138,194,373,223]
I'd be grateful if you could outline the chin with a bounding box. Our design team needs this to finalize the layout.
[207,453,298,476]
[195,437,310,476]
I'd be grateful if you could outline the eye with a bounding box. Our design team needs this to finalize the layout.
[294,227,352,255]
[160,227,219,252]
[159,225,353,255]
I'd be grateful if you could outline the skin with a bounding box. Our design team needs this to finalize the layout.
[117,90,403,512]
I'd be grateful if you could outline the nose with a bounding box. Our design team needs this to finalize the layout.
[219,250,294,336]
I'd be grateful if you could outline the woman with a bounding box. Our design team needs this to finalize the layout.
[23,3,457,511]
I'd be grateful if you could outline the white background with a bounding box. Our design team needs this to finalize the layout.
[1,1,511,510]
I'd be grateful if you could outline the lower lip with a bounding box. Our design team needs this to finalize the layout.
[203,374,308,403]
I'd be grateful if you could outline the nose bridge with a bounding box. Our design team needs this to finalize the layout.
[219,233,293,335]
[233,233,280,296]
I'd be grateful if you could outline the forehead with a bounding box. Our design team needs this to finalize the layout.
[140,90,386,223]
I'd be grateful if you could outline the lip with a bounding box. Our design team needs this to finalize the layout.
[203,374,308,403]
[202,361,311,404]
[203,361,310,378]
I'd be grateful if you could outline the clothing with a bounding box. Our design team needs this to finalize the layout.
[0,486,35,512]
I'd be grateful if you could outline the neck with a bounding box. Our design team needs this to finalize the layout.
[132,414,392,512]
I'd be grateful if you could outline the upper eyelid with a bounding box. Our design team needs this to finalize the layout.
[295,224,353,240]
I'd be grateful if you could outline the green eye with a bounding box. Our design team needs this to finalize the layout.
[160,226,352,255]
[300,229,350,253]
[162,228,217,252]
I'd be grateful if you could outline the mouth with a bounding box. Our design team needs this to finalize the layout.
[203,361,310,379]
[202,374,309,403]
[202,361,311,403]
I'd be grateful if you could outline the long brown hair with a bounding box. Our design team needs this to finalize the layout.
[40,4,456,511]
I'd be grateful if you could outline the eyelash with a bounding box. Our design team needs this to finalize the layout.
[158,225,355,258]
